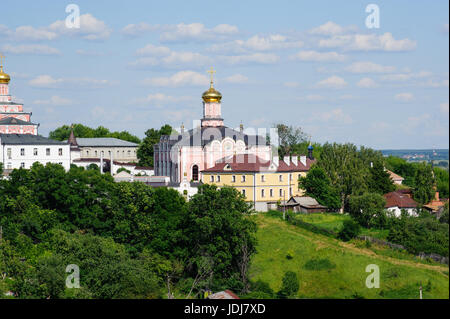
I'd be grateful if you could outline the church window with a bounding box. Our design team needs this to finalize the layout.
[34,148,38,156]
[279,189,283,197]
[261,189,265,198]
[289,174,293,181]
[261,175,265,182]
[192,165,199,181]
[7,163,12,169]
[242,189,246,197]
[242,175,246,182]
[270,189,273,197]
[20,162,25,168]
[7,148,11,159]
[279,175,283,182]
[46,148,50,156]
[232,175,236,183]
[95,151,98,156]
[210,175,214,182]
[216,175,221,182]
[59,148,63,156]
[20,148,25,156]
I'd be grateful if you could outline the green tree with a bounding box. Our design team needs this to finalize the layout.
[48,123,140,144]
[316,143,369,212]
[368,161,396,194]
[338,219,361,241]
[274,124,307,158]
[348,193,387,228]
[185,184,257,293]
[299,166,341,210]
[277,271,299,299]
[137,124,173,167]
[413,162,435,205]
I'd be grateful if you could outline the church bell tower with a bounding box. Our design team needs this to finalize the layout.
[201,67,224,127]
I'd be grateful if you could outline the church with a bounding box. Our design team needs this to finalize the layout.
[0,54,39,135]
[153,68,273,183]
[0,55,71,172]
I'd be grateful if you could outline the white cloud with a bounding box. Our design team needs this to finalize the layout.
[417,78,449,88]
[283,82,300,88]
[48,13,111,41]
[141,71,209,87]
[319,32,416,52]
[130,93,193,106]
[121,22,156,36]
[316,75,348,89]
[224,74,248,84]
[209,34,303,53]
[290,50,346,62]
[136,44,172,57]
[29,75,113,89]
[219,53,279,65]
[380,71,432,81]
[160,23,239,42]
[1,44,61,55]
[0,14,111,42]
[356,77,378,88]
[309,21,357,36]
[130,49,212,69]
[440,102,449,114]
[305,94,326,101]
[346,61,396,73]
[76,49,105,57]
[309,108,353,124]
[394,92,414,102]
[33,95,73,106]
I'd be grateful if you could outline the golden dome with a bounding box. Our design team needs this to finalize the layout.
[202,66,222,103]
[0,65,10,84]
[202,86,222,103]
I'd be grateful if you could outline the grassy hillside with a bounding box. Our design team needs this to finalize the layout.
[249,213,449,299]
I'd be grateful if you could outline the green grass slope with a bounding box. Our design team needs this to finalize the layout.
[249,213,449,299]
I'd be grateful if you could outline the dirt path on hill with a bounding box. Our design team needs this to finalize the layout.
[261,217,449,275]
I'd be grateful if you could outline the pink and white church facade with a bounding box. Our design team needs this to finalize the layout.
[154,69,273,183]
[0,58,39,135]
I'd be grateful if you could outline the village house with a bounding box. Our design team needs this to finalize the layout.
[383,189,419,217]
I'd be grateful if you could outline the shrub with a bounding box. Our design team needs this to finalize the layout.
[277,271,299,299]
[338,219,361,241]
[286,250,294,260]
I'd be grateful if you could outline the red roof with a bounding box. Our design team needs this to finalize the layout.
[384,191,418,209]
[201,154,314,173]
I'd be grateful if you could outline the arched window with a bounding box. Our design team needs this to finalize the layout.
[192,165,199,181]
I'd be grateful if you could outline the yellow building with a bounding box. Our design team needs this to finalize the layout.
[201,154,315,211]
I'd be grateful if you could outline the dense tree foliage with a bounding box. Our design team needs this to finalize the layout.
[348,193,388,228]
[338,219,361,242]
[0,164,257,298]
[48,124,141,144]
[315,143,393,212]
[137,124,173,167]
[387,212,449,256]
[299,166,341,210]
[413,163,435,205]
[385,156,448,199]
[277,271,299,299]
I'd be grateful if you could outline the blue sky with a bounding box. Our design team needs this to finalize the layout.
[1,0,448,149]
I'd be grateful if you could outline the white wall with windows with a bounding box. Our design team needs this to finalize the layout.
[0,144,71,170]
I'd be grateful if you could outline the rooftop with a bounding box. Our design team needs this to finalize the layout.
[202,154,314,173]
[384,191,418,209]
[157,126,267,148]
[0,134,67,145]
[70,137,138,147]
[0,117,37,126]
